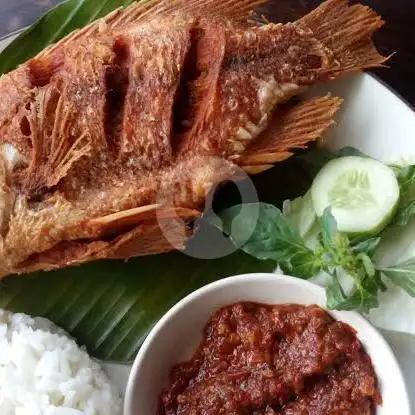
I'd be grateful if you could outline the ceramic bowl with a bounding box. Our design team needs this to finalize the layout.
[124,273,410,414]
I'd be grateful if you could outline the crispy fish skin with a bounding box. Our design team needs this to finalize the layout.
[0,0,386,277]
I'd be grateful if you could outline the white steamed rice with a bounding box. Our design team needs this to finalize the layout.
[0,309,122,415]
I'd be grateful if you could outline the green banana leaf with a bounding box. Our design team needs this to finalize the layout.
[0,249,273,361]
[0,0,310,362]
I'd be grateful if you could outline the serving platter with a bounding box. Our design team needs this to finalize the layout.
[0,32,414,411]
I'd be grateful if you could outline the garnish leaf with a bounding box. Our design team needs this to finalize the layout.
[326,270,347,309]
[374,270,388,292]
[330,281,380,312]
[351,237,381,257]
[217,203,321,278]
[379,258,415,296]
[394,164,415,197]
[360,252,376,277]
[217,201,384,312]
[319,208,337,248]
[317,212,381,312]
[392,201,415,226]
[326,270,381,312]
[386,164,415,228]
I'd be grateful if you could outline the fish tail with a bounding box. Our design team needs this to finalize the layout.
[240,95,343,168]
[298,0,388,78]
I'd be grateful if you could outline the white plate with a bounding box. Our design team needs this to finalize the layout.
[1,32,415,411]
[125,274,410,414]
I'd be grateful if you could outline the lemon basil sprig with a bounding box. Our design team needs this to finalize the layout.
[214,151,415,313]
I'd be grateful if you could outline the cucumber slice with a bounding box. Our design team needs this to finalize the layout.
[311,156,400,235]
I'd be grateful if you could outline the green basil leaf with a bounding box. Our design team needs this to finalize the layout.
[374,270,388,292]
[351,237,381,257]
[359,253,376,277]
[319,207,337,248]
[394,164,415,196]
[386,165,415,228]
[327,278,379,312]
[340,288,379,313]
[326,268,382,312]
[326,270,347,309]
[392,200,415,227]
[0,247,273,362]
[379,257,415,296]
[216,203,321,278]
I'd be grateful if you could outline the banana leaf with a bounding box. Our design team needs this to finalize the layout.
[0,248,273,361]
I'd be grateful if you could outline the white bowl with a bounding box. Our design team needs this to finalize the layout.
[124,273,410,414]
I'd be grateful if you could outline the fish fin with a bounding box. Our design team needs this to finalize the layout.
[240,96,342,167]
[115,0,269,23]
[110,0,261,29]
[41,1,158,57]
[89,203,161,231]
[100,217,193,259]
[109,0,168,30]
[170,0,269,21]
[13,209,198,274]
[297,0,387,77]
[22,36,116,194]
[43,0,268,56]
[42,8,125,56]
[241,152,293,165]
[242,164,274,174]
[24,90,93,191]
[89,205,200,236]
[46,132,92,188]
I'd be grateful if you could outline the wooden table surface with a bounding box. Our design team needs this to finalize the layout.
[0,0,414,107]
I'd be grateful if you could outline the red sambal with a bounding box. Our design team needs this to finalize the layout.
[158,303,381,415]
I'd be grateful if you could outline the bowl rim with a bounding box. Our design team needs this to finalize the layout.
[124,272,411,414]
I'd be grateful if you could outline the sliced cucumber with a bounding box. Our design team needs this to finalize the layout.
[311,156,400,235]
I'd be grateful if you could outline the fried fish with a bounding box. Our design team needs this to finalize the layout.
[0,0,386,277]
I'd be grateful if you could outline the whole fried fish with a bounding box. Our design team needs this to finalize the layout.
[0,0,386,277]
